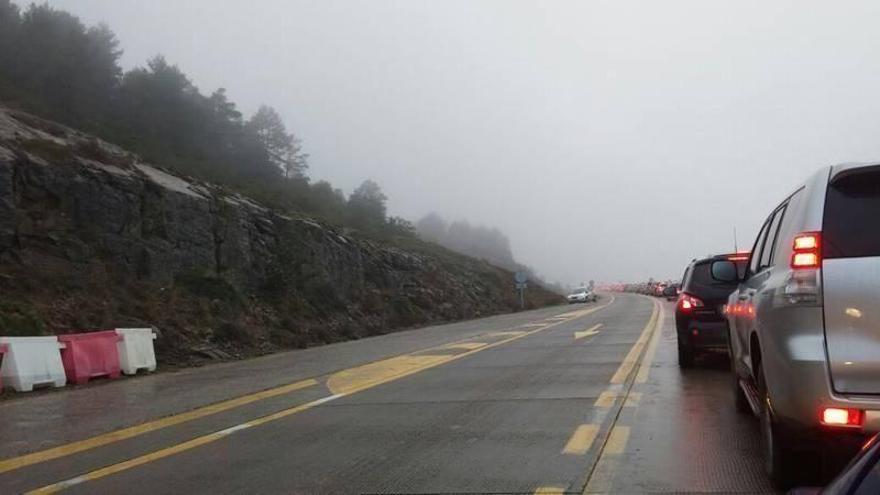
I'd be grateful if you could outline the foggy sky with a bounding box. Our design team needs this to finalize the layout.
[46,0,880,285]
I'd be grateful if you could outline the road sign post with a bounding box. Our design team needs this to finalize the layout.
[514,272,528,310]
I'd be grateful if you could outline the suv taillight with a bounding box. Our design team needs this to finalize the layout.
[677,293,704,312]
[821,407,864,428]
[791,232,821,269]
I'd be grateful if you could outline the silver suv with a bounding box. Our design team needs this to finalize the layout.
[715,163,880,488]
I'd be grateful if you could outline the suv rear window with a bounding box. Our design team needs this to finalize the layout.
[824,167,880,258]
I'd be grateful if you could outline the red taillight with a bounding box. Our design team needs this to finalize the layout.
[678,293,704,311]
[791,232,821,269]
[821,407,864,427]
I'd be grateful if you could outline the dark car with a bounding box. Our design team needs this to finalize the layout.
[662,283,680,301]
[789,433,880,495]
[675,253,748,367]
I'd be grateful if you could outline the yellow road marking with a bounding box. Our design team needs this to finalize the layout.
[0,378,317,475]
[635,303,665,383]
[534,487,566,495]
[594,390,618,408]
[583,456,617,494]
[610,301,659,384]
[488,331,526,337]
[25,394,341,495]
[624,392,641,407]
[30,297,619,492]
[442,342,487,351]
[604,426,629,455]
[574,323,602,340]
[562,424,600,455]
[328,355,450,395]
[582,427,630,494]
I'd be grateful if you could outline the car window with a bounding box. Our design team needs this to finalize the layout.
[824,167,880,259]
[760,206,785,269]
[748,219,771,276]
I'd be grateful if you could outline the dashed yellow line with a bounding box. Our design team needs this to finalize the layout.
[594,390,618,408]
[583,297,659,494]
[562,424,600,455]
[604,426,630,455]
[623,392,641,407]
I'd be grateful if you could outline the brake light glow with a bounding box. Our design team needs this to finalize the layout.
[678,293,704,311]
[791,232,821,269]
[792,252,819,268]
[794,235,819,250]
[821,407,864,427]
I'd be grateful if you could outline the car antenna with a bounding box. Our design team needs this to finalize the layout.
[733,226,738,252]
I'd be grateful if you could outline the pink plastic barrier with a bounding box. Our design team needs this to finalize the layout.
[57,331,122,385]
[0,343,7,392]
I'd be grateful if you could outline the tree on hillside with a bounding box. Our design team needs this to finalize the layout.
[305,180,347,224]
[347,180,387,232]
[246,105,308,179]
[415,212,448,242]
[1,3,122,126]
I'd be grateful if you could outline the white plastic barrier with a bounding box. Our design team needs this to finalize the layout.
[0,336,66,392]
[115,328,157,375]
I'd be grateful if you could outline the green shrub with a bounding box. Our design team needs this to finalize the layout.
[0,301,47,336]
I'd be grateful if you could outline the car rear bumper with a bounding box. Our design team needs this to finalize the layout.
[677,318,728,350]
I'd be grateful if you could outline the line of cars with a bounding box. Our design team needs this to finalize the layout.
[673,164,880,492]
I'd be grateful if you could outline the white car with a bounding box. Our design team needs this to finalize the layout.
[567,288,596,304]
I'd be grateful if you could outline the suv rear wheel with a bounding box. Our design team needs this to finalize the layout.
[756,364,800,489]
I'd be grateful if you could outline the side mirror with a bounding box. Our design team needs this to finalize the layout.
[711,260,739,283]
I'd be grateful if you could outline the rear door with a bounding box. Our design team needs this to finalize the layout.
[822,166,880,394]
[735,206,787,372]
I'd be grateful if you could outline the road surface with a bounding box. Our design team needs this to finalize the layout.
[0,293,775,494]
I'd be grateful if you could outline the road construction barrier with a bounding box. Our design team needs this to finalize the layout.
[58,331,122,385]
[0,336,67,392]
[115,328,158,375]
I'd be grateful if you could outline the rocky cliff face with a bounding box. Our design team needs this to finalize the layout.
[0,107,560,365]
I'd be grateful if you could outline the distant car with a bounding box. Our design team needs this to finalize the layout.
[724,164,880,488]
[675,253,747,368]
[567,288,596,304]
[662,284,679,301]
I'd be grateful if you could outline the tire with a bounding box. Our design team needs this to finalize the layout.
[756,364,800,489]
[729,344,750,414]
[677,338,694,368]
[732,374,751,414]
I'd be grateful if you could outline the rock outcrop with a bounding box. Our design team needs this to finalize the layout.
[0,107,561,365]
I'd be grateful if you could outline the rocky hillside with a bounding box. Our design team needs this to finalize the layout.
[0,107,561,366]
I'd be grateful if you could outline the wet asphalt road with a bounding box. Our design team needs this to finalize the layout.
[0,294,776,494]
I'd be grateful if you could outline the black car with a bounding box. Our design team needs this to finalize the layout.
[790,433,880,495]
[675,253,748,367]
